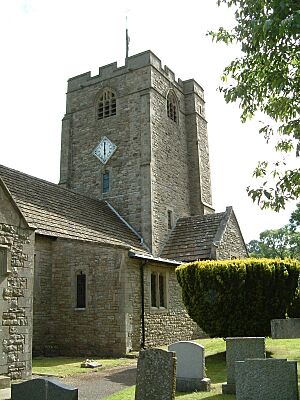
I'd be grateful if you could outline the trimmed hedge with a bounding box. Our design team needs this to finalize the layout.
[176,258,300,337]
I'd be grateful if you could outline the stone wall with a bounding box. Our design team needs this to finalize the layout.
[0,182,34,379]
[47,239,128,357]
[150,69,190,255]
[59,50,214,256]
[217,212,248,259]
[125,258,205,351]
[60,61,153,249]
[32,235,54,356]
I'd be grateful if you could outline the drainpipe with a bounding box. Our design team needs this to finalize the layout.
[140,261,147,349]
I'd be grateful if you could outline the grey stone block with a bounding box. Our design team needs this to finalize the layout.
[0,376,10,390]
[271,318,300,339]
[168,341,210,392]
[176,377,210,392]
[11,378,78,400]
[135,348,176,400]
[222,337,265,394]
[235,358,299,400]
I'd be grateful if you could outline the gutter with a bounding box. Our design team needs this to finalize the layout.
[105,201,151,252]
[128,251,182,266]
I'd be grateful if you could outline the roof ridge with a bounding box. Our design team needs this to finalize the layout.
[177,212,225,222]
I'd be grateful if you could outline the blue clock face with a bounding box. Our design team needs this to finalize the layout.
[93,137,117,164]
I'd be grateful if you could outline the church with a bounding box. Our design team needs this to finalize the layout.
[0,50,247,379]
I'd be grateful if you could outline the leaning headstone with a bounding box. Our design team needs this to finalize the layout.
[168,341,210,392]
[271,318,300,339]
[222,337,265,394]
[11,378,78,400]
[135,348,176,400]
[235,358,298,400]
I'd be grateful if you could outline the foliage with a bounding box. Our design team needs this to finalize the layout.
[290,202,300,230]
[247,201,300,259]
[247,225,300,259]
[209,0,300,211]
[176,258,300,337]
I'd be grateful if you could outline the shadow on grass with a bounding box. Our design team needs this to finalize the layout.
[176,395,234,399]
[205,352,226,384]
[266,350,273,358]
[33,357,82,367]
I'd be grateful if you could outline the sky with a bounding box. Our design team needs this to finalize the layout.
[0,0,297,243]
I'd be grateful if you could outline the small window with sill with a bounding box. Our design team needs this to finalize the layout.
[167,210,173,230]
[97,89,116,120]
[0,246,11,276]
[151,271,167,309]
[167,91,178,123]
[76,271,86,309]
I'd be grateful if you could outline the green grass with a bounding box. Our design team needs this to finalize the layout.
[103,338,300,400]
[32,357,136,377]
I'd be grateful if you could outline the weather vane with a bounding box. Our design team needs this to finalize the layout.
[126,15,130,59]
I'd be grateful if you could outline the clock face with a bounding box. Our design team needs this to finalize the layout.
[93,136,117,164]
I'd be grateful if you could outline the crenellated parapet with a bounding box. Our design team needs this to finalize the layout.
[67,50,205,96]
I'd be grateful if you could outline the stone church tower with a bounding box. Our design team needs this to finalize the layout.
[59,51,214,255]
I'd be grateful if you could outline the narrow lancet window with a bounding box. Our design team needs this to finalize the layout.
[76,271,86,308]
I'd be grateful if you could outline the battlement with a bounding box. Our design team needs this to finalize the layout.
[67,50,204,96]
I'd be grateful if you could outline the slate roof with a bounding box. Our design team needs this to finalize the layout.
[161,211,228,262]
[0,164,147,252]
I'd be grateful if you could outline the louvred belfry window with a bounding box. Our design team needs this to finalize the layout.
[167,91,178,123]
[97,89,116,120]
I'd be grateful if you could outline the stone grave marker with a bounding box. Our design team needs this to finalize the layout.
[222,337,265,394]
[271,318,300,339]
[168,341,210,392]
[135,348,176,400]
[235,358,299,400]
[11,377,78,400]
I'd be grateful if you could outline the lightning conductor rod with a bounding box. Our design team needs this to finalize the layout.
[126,15,130,59]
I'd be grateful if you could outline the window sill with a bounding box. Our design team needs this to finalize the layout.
[75,308,86,311]
[150,307,168,313]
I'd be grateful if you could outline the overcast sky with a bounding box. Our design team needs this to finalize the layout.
[0,0,297,243]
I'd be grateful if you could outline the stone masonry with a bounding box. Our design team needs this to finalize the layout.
[33,238,205,356]
[59,51,214,256]
[0,182,34,379]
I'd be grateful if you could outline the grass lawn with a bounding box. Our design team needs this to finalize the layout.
[103,338,300,400]
[32,356,136,377]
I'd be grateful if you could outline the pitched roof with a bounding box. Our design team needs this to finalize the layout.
[0,164,147,252]
[161,211,228,261]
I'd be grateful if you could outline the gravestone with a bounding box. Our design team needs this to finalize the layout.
[222,337,265,394]
[271,318,300,339]
[135,348,176,400]
[235,358,298,400]
[11,377,78,400]
[168,341,210,392]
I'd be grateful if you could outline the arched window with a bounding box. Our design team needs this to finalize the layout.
[97,89,116,120]
[167,91,178,123]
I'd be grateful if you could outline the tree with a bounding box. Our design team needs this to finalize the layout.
[290,202,300,230]
[247,225,300,259]
[209,0,300,211]
[176,258,300,337]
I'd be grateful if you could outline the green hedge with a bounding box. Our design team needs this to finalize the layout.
[176,258,300,337]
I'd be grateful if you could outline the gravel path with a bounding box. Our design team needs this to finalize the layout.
[52,364,137,400]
